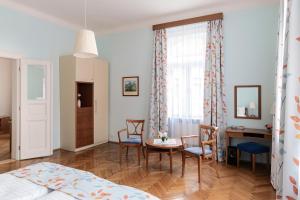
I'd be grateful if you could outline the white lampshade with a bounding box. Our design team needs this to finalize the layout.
[73,29,98,58]
[249,102,256,109]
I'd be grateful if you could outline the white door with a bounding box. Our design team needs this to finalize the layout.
[20,59,52,159]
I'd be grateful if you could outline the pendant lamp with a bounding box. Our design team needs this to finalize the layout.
[73,0,98,58]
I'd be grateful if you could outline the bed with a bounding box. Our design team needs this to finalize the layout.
[0,162,159,200]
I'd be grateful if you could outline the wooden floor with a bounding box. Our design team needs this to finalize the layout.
[0,133,11,161]
[0,143,275,200]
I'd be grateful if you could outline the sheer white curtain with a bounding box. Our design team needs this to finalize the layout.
[167,22,207,138]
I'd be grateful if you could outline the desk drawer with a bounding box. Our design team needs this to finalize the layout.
[264,134,272,139]
[227,132,243,138]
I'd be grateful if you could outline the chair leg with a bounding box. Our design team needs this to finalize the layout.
[142,145,145,158]
[237,149,240,168]
[137,146,141,166]
[252,154,256,172]
[159,153,162,162]
[119,145,122,165]
[126,147,129,159]
[181,152,185,177]
[169,149,173,174]
[197,157,201,183]
[214,158,220,178]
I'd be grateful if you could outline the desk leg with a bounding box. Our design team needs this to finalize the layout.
[169,149,173,174]
[225,135,229,166]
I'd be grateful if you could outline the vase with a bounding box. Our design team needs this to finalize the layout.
[77,99,81,108]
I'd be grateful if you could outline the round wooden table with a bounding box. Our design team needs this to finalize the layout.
[145,138,182,173]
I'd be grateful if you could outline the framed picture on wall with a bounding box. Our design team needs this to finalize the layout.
[122,76,139,96]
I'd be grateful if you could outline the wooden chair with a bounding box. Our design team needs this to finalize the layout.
[181,124,219,183]
[118,119,145,165]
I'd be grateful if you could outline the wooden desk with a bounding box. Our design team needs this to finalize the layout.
[225,128,272,165]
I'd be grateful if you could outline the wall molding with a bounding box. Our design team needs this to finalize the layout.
[0,0,81,30]
[0,0,278,36]
[96,0,278,36]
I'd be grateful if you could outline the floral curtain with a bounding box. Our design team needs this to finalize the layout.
[271,0,300,199]
[203,19,227,161]
[149,29,168,138]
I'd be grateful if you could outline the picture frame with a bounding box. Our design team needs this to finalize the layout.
[122,76,139,96]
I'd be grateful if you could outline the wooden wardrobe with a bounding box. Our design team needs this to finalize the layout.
[59,55,108,151]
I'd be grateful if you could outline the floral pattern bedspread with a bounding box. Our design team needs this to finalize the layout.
[9,162,159,200]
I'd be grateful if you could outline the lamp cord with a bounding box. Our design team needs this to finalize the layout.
[84,0,87,28]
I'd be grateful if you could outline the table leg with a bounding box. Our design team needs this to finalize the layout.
[169,149,173,174]
[146,147,149,171]
[159,153,162,161]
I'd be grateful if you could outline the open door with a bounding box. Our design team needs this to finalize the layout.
[20,59,52,159]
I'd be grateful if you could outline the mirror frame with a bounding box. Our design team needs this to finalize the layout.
[234,85,261,120]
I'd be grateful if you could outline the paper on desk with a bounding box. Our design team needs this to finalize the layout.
[153,139,177,145]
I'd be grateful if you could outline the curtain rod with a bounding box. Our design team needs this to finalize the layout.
[152,13,223,31]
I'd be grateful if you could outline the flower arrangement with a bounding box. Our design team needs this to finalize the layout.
[265,124,272,130]
[158,132,168,142]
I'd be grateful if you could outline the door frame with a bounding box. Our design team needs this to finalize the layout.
[0,51,23,160]
[0,51,53,160]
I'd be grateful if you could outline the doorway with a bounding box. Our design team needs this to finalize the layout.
[0,53,53,161]
[0,57,17,162]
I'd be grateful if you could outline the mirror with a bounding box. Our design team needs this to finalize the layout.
[234,85,261,119]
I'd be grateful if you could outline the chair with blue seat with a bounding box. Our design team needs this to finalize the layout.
[118,119,145,165]
[237,142,270,172]
[181,125,219,183]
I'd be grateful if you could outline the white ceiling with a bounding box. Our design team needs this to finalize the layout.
[1,0,277,34]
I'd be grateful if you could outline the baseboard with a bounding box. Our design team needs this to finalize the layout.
[74,140,108,152]
[0,159,15,165]
[108,140,118,144]
[53,148,61,152]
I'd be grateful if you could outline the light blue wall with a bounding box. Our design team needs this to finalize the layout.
[98,29,153,141]
[97,4,279,160]
[0,6,76,149]
[224,5,278,129]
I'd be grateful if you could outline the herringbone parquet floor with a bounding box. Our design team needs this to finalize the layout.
[0,143,275,200]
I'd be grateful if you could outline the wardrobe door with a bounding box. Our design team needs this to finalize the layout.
[75,58,94,82]
[76,82,94,148]
[94,59,108,144]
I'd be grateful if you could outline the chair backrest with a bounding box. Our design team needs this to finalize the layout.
[126,119,145,137]
[199,124,218,147]
[199,125,218,160]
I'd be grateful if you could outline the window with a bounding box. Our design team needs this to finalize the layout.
[167,22,207,120]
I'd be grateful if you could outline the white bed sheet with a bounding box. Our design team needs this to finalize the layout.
[0,174,48,200]
[36,191,75,200]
